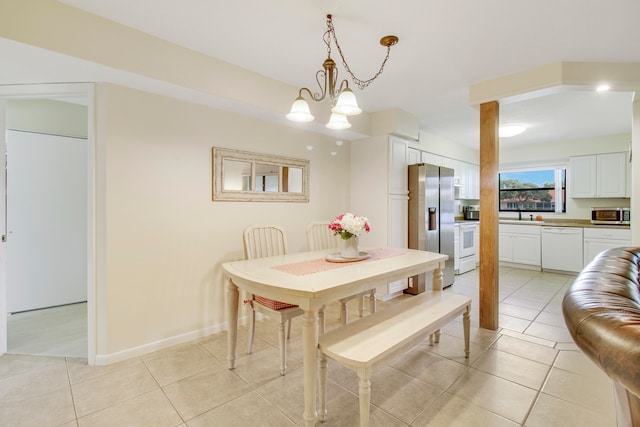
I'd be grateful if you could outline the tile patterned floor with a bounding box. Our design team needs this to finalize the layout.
[0,267,618,426]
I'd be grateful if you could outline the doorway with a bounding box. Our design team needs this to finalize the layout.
[6,129,88,357]
[0,83,95,363]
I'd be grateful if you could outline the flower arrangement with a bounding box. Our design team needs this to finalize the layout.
[328,212,371,240]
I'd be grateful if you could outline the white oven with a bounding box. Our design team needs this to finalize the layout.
[458,223,477,274]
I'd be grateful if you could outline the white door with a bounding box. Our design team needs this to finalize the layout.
[6,130,87,313]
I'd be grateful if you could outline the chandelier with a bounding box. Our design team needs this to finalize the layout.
[286,14,399,130]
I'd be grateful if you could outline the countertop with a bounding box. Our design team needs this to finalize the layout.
[455,217,630,229]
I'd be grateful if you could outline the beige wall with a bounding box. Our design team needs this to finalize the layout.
[96,83,350,361]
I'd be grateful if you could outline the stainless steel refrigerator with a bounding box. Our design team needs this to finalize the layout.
[406,163,455,294]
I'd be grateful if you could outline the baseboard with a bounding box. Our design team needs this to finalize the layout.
[499,261,541,271]
[94,315,250,366]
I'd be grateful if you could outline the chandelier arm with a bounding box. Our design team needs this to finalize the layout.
[337,80,350,93]
[313,70,328,102]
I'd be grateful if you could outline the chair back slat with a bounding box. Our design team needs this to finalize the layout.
[243,224,288,260]
[306,221,340,251]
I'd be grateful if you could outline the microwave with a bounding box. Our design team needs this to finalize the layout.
[591,207,630,225]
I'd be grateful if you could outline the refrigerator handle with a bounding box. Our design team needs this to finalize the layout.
[428,207,437,230]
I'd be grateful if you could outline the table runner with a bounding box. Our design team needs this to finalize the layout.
[272,248,405,276]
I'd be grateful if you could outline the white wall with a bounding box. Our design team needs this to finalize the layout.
[417,130,479,164]
[95,83,350,361]
[5,99,88,138]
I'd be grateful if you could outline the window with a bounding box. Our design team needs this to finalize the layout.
[499,168,566,213]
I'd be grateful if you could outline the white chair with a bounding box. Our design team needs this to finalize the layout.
[306,221,376,324]
[243,224,304,375]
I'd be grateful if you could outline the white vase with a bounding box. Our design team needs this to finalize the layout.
[340,236,360,259]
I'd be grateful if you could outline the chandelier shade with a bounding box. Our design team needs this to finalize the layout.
[286,96,314,122]
[286,14,398,129]
[332,88,362,116]
[325,113,351,130]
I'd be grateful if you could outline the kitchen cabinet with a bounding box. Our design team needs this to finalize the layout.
[351,134,410,298]
[407,147,420,166]
[421,151,443,166]
[583,227,631,266]
[455,161,480,200]
[466,163,480,199]
[570,152,627,198]
[499,224,541,268]
[541,227,584,273]
[389,135,409,195]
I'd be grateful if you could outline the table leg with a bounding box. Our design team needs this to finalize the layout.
[226,277,239,370]
[432,263,444,291]
[432,264,444,343]
[302,309,318,427]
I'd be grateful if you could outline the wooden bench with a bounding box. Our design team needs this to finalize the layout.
[317,290,471,427]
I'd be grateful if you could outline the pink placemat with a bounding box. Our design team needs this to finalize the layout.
[272,248,405,276]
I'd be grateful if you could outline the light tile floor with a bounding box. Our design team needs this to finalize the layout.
[0,267,618,426]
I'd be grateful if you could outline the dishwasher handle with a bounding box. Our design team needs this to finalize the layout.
[542,227,581,234]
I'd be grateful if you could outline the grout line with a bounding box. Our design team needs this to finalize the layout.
[65,356,80,426]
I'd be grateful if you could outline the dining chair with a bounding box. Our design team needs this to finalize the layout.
[306,221,376,324]
[243,224,304,375]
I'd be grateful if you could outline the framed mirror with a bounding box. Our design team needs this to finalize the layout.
[212,147,310,202]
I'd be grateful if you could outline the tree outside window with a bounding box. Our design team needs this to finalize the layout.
[499,169,566,213]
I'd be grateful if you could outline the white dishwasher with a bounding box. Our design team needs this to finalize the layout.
[541,227,584,273]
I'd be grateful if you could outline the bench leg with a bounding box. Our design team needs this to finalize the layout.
[318,352,328,422]
[357,367,373,427]
[434,329,441,343]
[463,305,470,358]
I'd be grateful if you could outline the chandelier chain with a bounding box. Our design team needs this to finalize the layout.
[327,18,393,91]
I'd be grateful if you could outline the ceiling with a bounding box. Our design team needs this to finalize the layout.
[5,0,640,149]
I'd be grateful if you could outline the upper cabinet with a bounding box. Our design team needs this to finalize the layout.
[407,147,420,166]
[389,136,409,195]
[570,152,628,198]
[459,163,480,200]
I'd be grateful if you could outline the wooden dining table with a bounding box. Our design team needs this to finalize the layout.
[222,247,447,426]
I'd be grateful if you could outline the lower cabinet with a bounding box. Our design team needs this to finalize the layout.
[499,224,541,268]
[583,227,631,266]
[497,224,631,272]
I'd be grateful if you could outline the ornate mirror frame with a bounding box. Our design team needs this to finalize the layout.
[212,147,310,202]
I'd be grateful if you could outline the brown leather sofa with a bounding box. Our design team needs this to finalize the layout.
[562,247,640,427]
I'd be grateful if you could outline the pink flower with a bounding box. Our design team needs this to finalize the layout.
[328,212,371,239]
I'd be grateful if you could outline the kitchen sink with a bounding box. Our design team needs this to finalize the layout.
[499,219,544,225]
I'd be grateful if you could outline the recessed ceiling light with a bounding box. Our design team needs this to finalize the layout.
[499,124,527,138]
[596,83,610,92]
